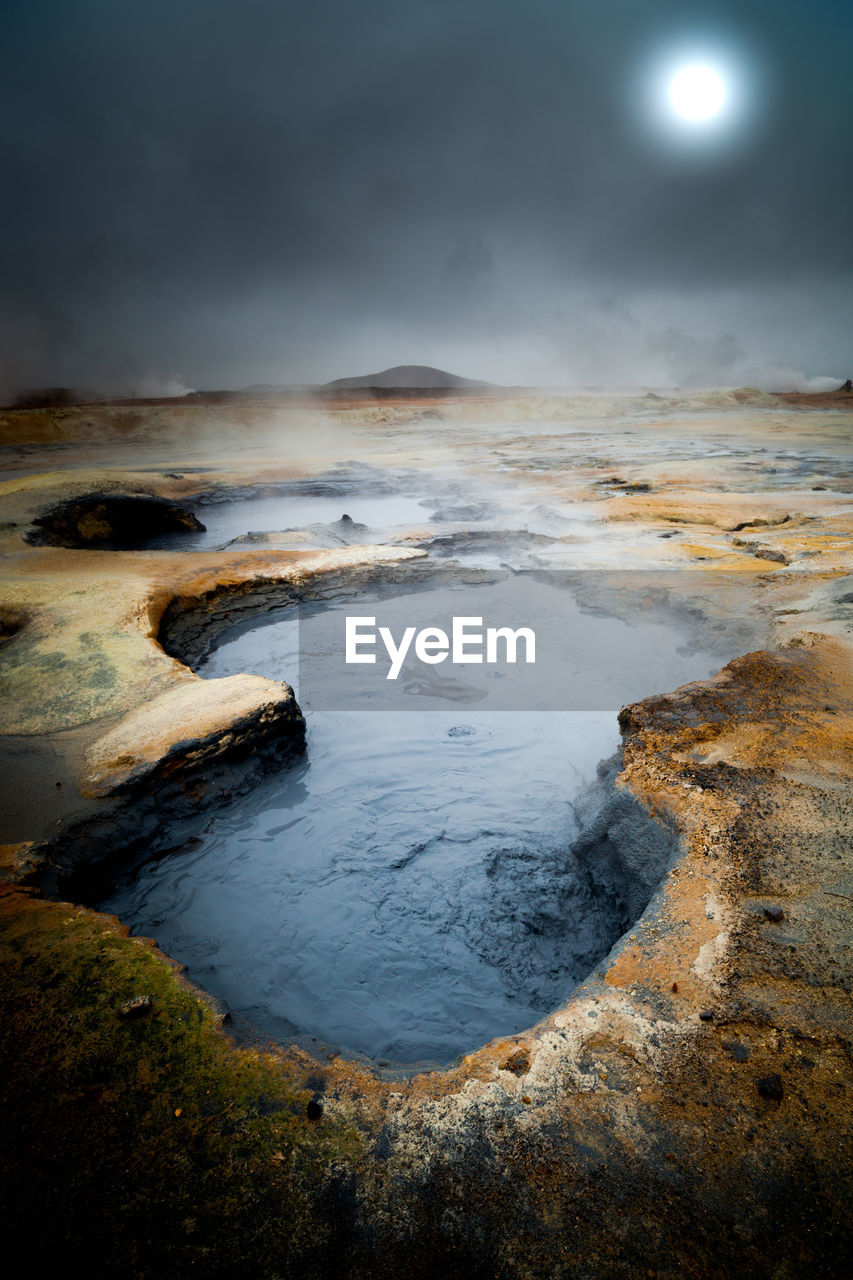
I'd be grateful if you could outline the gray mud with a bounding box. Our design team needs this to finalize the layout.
[89,568,763,1068]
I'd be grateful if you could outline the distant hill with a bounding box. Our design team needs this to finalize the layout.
[325,364,490,390]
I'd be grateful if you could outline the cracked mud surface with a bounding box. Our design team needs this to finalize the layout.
[0,388,851,1277]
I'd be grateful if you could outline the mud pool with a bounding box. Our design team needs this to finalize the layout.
[140,489,436,550]
[93,579,756,1067]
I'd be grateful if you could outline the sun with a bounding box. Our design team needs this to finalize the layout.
[667,63,727,122]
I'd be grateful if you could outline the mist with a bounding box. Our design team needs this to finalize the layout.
[1,0,851,396]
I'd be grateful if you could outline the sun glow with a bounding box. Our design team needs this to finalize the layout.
[668,63,727,122]
[632,37,757,157]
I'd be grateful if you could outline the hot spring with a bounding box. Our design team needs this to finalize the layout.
[89,570,760,1068]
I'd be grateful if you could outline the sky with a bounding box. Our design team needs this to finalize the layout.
[1,0,852,394]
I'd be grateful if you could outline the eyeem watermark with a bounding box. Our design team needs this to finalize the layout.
[291,570,758,711]
[346,615,536,680]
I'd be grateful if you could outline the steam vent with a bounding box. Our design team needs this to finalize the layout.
[1,379,851,1279]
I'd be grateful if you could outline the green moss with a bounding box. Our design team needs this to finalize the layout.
[0,647,121,732]
[0,890,366,1278]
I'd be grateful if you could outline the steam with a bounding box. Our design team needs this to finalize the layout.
[742,365,843,394]
[131,373,196,399]
[542,301,747,387]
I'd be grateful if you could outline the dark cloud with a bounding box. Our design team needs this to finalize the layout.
[1,0,851,391]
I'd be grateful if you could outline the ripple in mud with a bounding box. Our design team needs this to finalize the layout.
[96,709,622,1065]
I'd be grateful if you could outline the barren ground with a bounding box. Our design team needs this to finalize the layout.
[0,388,851,1278]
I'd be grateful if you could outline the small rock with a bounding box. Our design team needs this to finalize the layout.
[756,1073,783,1101]
[699,1010,714,1022]
[763,906,785,922]
[118,994,153,1020]
[502,1049,530,1077]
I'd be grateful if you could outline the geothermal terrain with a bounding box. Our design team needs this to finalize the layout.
[0,381,851,1277]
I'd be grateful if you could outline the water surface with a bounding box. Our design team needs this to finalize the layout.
[96,577,753,1065]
